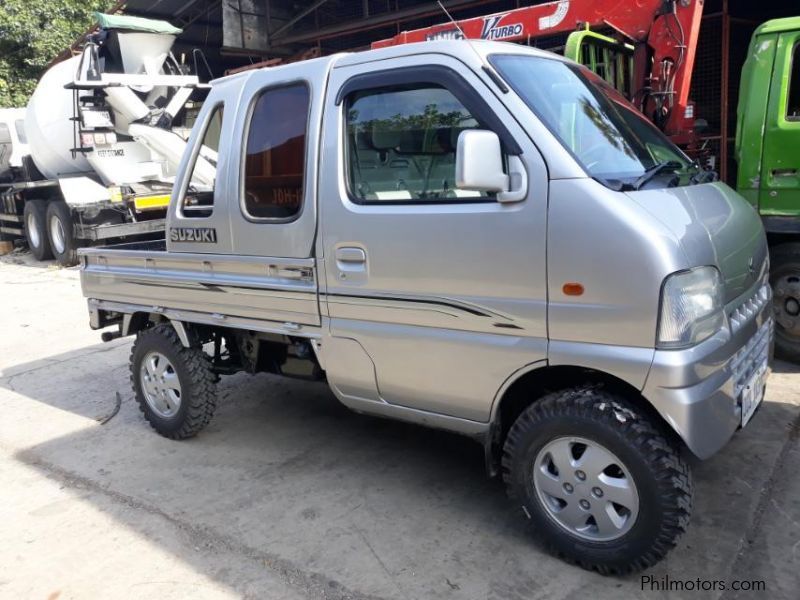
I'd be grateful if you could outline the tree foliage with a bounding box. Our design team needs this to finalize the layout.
[0,0,114,107]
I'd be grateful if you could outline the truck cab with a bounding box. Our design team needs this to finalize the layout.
[0,108,29,183]
[737,17,800,362]
[81,40,772,574]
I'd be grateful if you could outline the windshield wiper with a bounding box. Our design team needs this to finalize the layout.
[631,160,683,190]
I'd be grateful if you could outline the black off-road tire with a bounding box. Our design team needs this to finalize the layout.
[130,324,217,439]
[23,200,52,261]
[45,201,79,267]
[770,243,800,363]
[502,387,693,575]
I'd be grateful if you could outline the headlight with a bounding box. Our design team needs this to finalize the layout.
[657,267,725,348]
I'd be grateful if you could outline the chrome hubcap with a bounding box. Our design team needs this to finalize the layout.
[139,351,182,418]
[26,212,40,248]
[774,274,800,337]
[49,214,66,255]
[533,436,639,541]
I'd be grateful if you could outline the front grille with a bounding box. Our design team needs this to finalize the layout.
[729,283,771,335]
[732,318,772,398]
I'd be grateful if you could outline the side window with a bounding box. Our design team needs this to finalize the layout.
[788,43,800,120]
[243,84,309,220]
[181,104,224,218]
[14,120,27,144]
[344,84,493,204]
[0,124,11,144]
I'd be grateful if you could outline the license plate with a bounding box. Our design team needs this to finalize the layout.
[741,361,767,427]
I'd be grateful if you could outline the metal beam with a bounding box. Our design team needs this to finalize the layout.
[269,0,331,39]
[270,0,494,45]
[178,0,223,29]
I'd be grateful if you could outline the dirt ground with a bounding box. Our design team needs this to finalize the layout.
[1,250,799,600]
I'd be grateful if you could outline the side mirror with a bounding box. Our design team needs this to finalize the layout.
[455,130,527,203]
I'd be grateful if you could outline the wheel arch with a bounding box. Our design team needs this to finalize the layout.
[484,363,683,476]
[122,312,192,347]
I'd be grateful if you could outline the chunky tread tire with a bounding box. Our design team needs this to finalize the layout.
[45,201,79,267]
[502,386,692,575]
[130,324,217,439]
[23,200,52,261]
[770,243,800,363]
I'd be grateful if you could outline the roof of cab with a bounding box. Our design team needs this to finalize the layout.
[752,17,800,37]
[210,39,566,86]
[332,39,565,68]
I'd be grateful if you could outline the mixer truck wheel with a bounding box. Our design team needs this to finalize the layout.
[46,201,79,267]
[23,200,52,261]
[771,243,800,363]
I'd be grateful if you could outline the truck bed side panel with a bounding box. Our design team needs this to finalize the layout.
[80,248,320,326]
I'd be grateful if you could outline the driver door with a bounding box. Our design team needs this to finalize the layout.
[319,54,549,422]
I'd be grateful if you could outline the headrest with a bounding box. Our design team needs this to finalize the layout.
[399,128,454,155]
[370,127,401,151]
[369,126,459,155]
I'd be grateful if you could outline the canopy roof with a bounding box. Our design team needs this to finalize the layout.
[94,12,182,35]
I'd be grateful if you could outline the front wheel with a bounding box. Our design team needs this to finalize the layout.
[502,387,692,574]
[771,243,800,363]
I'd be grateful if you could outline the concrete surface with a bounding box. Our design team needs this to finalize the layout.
[1,249,799,599]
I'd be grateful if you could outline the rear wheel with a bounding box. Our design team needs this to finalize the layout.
[46,201,79,267]
[771,243,800,363]
[130,324,217,439]
[23,200,52,261]
[502,387,692,574]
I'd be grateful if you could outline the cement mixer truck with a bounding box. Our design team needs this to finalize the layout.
[0,13,214,266]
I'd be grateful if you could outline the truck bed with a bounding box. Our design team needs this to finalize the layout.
[80,243,320,332]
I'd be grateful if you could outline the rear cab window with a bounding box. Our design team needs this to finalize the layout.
[179,104,225,218]
[242,84,310,220]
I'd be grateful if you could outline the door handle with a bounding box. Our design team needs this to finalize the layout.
[771,168,798,177]
[335,246,367,278]
[335,247,366,264]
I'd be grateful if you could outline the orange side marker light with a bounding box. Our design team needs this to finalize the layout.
[562,282,585,296]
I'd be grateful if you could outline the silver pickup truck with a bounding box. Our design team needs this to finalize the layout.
[80,40,773,574]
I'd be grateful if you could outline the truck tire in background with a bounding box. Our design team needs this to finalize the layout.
[130,324,217,439]
[770,243,800,363]
[22,200,52,261]
[502,387,692,574]
[46,201,79,267]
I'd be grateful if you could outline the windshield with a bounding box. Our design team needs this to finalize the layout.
[490,54,698,189]
[15,120,27,144]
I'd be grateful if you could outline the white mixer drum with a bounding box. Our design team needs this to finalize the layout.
[25,56,92,179]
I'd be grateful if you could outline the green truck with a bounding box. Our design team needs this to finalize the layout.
[736,18,800,362]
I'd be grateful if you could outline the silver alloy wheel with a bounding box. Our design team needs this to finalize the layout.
[533,436,639,541]
[27,211,40,248]
[139,351,182,418]
[49,214,66,254]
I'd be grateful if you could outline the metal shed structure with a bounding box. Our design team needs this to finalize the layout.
[54,0,798,183]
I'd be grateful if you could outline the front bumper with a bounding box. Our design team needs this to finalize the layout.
[642,283,774,459]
